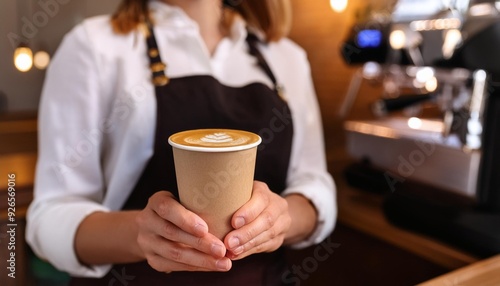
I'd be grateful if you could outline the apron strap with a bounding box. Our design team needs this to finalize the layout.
[145,21,170,87]
[144,20,283,97]
[245,32,284,98]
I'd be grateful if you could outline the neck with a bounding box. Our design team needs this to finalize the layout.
[161,0,226,54]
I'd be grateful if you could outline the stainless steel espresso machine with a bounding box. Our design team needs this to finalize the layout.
[340,0,500,257]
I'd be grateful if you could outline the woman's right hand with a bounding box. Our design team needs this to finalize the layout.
[136,191,232,273]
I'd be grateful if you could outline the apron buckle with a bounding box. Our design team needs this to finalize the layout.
[153,75,169,86]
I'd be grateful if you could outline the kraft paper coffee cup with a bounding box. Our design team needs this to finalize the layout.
[168,129,262,240]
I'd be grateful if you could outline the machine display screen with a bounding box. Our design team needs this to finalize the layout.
[357,30,383,48]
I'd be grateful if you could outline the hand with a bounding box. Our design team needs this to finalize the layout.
[224,181,291,260]
[135,191,232,273]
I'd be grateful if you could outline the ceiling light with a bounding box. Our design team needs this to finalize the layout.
[34,50,51,70]
[390,30,406,50]
[330,0,348,13]
[14,46,33,72]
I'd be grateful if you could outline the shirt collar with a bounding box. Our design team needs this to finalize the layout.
[148,0,248,46]
[149,0,196,28]
[228,16,248,45]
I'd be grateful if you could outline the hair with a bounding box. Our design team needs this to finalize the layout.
[111,0,292,42]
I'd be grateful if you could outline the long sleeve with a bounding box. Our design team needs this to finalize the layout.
[281,53,337,249]
[25,23,112,277]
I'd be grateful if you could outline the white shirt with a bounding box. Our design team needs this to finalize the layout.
[26,1,337,278]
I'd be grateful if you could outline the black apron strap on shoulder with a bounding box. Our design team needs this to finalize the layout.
[245,32,285,99]
[144,20,169,87]
[144,21,281,93]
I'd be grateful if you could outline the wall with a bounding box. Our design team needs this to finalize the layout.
[0,0,121,112]
[288,0,395,172]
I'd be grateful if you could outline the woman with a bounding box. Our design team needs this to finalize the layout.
[26,0,336,285]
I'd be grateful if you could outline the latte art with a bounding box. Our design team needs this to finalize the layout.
[169,129,261,152]
[184,131,251,147]
[200,133,234,143]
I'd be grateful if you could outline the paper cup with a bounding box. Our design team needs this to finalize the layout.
[168,129,261,239]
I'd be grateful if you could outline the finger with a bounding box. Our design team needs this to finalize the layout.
[149,236,232,272]
[148,254,212,273]
[144,193,226,257]
[148,253,232,273]
[157,219,226,258]
[226,212,289,258]
[226,205,282,252]
[150,191,209,237]
[227,233,282,260]
[230,181,270,230]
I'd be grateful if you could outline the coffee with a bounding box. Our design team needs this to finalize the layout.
[169,129,261,150]
[168,129,261,239]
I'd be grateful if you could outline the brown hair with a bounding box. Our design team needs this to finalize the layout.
[111,0,292,42]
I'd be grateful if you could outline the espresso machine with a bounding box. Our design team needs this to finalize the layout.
[340,0,500,257]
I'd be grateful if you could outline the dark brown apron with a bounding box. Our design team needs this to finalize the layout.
[70,21,294,286]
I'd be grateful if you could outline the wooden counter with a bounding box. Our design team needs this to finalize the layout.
[0,114,37,220]
[335,174,480,270]
[0,152,36,220]
[419,254,500,286]
[333,169,500,285]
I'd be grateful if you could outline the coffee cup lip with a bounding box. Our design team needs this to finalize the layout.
[168,129,262,153]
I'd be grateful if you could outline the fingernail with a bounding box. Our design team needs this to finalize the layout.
[211,243,225,257]
[232,246,243,255]
[194,223,208,236]
[228,237,240,249]
[234,216,245,229]
[216,258,230,271]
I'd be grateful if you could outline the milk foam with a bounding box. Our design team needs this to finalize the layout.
[200,133,233,143]
[185,132,249,147]
[169,129,261,151]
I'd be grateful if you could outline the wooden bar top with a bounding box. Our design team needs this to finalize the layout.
[419,254,500,286]
[335,174,480,270]
[0,152,36,220]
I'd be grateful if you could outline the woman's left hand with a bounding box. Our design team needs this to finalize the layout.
[224,181,291,260]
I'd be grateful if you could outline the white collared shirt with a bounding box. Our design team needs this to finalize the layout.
[26,1,336,277]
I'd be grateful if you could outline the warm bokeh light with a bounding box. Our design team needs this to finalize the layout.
[410,18,462,31]
[425,76,438,92]
[469,3,497,16]
[34,50,51,70]
[389,30,406,50]
[14,46,33,72]
[362,62,381,79]
[408,117,423,129]
[442,29,462,59]
[416,67,435,83]
[330,0,348,13]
